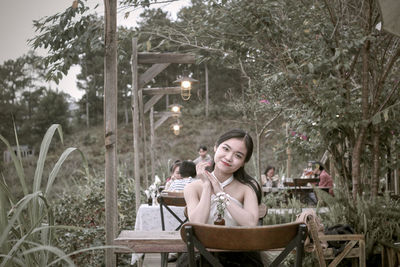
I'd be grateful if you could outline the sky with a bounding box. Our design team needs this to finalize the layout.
[0,0,190,101]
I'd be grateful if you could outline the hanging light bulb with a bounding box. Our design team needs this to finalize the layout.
[174,72,198,101]
[171,120,182,135]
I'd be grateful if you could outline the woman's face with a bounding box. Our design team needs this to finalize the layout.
[267,168,275,177]
[171,166,181,180]
[214,138,247,175]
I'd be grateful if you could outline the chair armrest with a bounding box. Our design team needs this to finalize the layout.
[318,234,364,241]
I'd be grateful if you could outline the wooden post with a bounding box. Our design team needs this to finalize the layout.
[205,63,209,117]
[131,38,141,213]
[139,89,149,188]
[150,107,155,185]
[104,0,117,265]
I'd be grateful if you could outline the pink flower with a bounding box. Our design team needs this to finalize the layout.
[301,135,308,141]
[291,131,296,136]
[260,99,270,104]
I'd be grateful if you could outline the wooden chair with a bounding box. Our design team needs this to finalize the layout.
[181,222,307,267]
[306,215,366,267]
[157,192,187,266]
[158,192,188,231]
[183,203,267,226]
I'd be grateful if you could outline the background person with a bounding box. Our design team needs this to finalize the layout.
[167,160,197,192]
[164,160,182,190]
[313,161,334,195]
[193,145,212,165]
[261,165,279,187]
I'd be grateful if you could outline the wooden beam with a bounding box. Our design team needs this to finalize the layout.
[142,87,181,95]
[144,95,163,113]
[153,111,180,118]
[132,38,141,213]
[139,63,170,88]
[155,113,172,130]
[138,53,195,64]
[150,108,155,186]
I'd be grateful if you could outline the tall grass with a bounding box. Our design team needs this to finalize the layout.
[0,124,119,266]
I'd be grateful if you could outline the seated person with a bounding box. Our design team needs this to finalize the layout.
[193,145,212,165]
[308,162,334,205]
[167,160,197,192]
[313,161,333,195]
[165,160,182,190]
[261,166,279,187]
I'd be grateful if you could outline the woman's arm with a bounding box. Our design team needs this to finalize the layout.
[225,185,259,226]
[184,181,212,223]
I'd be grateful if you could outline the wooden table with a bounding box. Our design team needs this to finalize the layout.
[122,204,186,265]
[283,178,320,187]
[114,230,186,253]
[262,186,330,204]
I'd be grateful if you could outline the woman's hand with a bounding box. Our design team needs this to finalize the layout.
[196,161,212,185]
[209,173,223,194]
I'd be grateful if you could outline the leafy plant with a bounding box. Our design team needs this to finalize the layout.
[315,185,400,259]
[0,124,118,266]
[52,165,137,266]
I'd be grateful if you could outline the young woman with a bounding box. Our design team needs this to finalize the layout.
[165,160,182,190]
[180,129,263,267]
[261,165,279,187]
[184,129,261,226]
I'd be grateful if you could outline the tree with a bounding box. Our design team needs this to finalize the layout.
[31,90,70,139]
[142,0,400,199]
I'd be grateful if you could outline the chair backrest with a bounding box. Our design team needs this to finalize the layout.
[183,203,267,225]
[158,194,188,231]
[181,222,307,267]
[162,191,184,198]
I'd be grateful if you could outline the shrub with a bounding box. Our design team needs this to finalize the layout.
[0,124,88,266]
[53,168,137,265]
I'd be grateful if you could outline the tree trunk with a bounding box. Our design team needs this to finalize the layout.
[104,0,118,265]
[371,125,380,198]
[86,89,90,128]
[255,123,261,185]
[352,7,371,199]
[352,127,366,200]
[205,63,209,117]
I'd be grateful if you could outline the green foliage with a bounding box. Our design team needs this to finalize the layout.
[315,186,400,258]
[52,169,136,265]
[30,2,102,83]
[0,124,90,266]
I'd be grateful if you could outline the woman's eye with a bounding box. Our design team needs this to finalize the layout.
[222,146,229,151]
[235,154,242,159]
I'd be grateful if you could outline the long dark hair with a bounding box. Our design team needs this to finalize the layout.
[264,166,275,176]
[207,129,261,204]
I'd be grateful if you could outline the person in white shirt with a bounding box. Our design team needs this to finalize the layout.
[167,160,197,192]
[193,145,212,165]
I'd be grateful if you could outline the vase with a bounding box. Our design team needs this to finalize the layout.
[214,214,225,225]
[152,196,158,206]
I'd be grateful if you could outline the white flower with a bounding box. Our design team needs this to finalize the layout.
[144,190,150,198]
[154,175,161,185]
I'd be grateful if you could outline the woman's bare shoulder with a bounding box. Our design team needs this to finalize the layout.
[185,179,202,191]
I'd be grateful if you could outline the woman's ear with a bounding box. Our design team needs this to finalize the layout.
[214,145,217,152]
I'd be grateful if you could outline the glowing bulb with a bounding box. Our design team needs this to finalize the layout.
[181,80,191,89]
[173,124,180,131]
[171,105,180,113]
